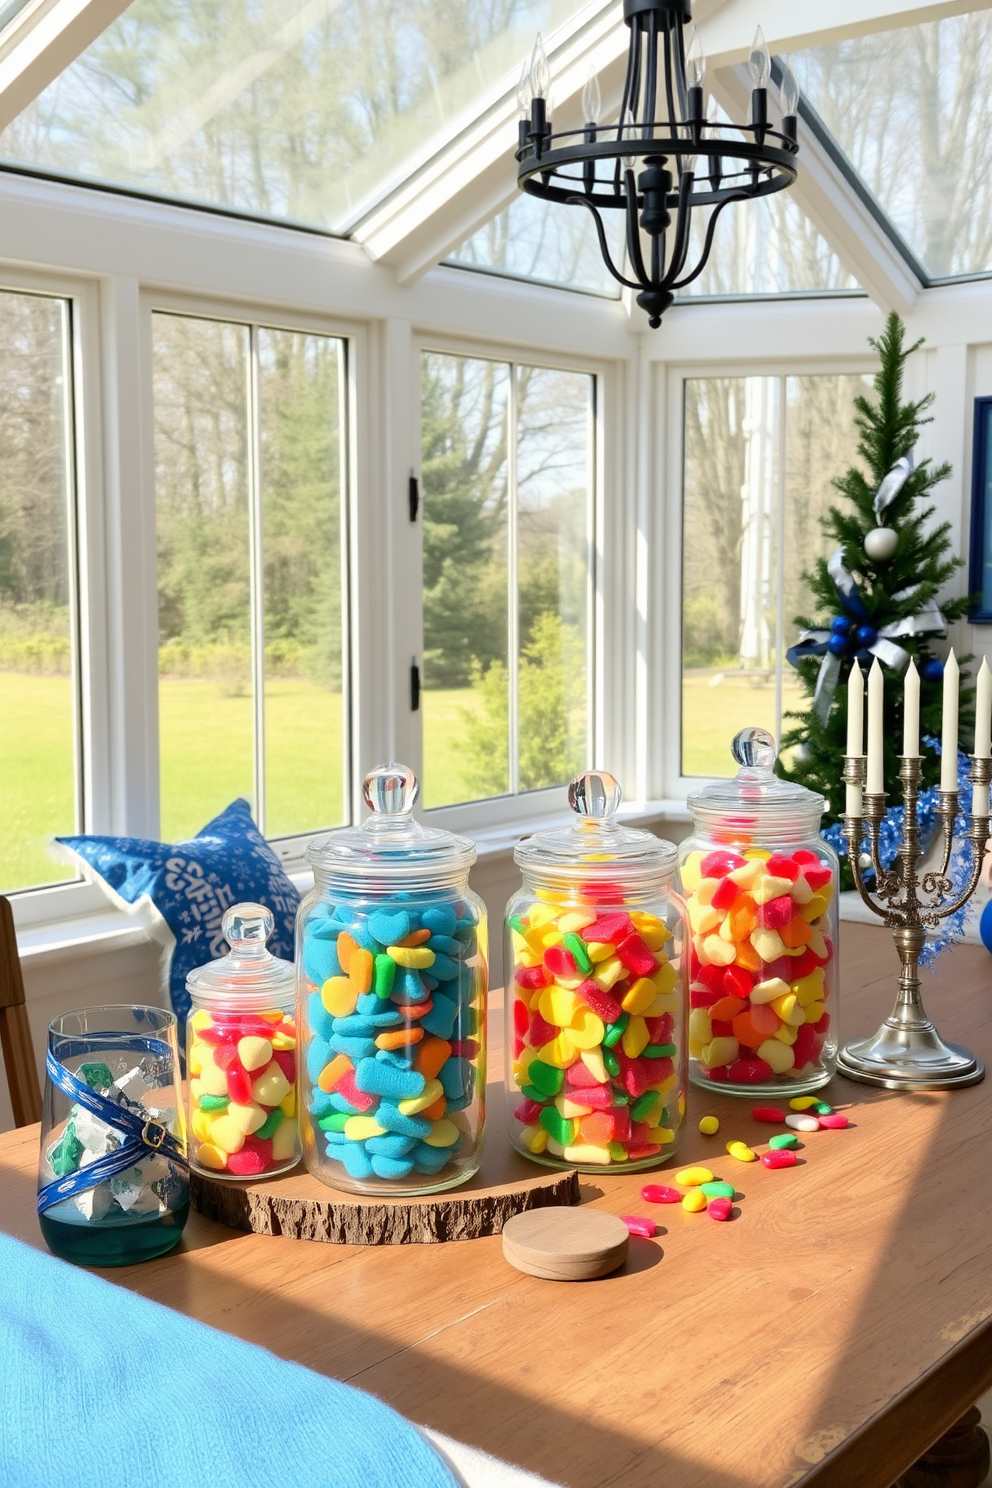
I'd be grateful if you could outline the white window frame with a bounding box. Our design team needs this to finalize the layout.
[409,330,623,836]
[138,288,369,863]
[658,350,880,802]
[0,168,639,933]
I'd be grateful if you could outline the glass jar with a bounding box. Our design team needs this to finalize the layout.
[185,903,300,1179]
[680,728,839,1097]
[38,1004,188,1266]
[505,770,688,1174]
[298,763,487,1196]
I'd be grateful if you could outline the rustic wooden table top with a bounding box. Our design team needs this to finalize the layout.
[4,922,992,1488]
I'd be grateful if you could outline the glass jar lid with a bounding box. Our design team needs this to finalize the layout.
[185,903,294,1007]
[514,770,677,885]
[687,728,825,834]
[306,764,476,887]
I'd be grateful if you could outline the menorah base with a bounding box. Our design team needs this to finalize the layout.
[838,1026,985,1091]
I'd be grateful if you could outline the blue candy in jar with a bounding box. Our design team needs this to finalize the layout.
[296,764,487,1198]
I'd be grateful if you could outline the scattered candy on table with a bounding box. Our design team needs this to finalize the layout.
[508,897,682,1169]
[675,1166,714,1186]
[682,844,835,1087]
[189,1009,298,1176]
[622,1215,658,1238]
[699,1115,720,1135]
[752,1106,785,1123]
[726,1140,757,1163]
[760,1149,797,1169]
[786,1113,820,1132]
[641,1184,683,1204]
[708,1198,733,1221]
[790,1096,820,1110]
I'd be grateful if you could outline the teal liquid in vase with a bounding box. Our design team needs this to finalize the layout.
[39,1202,189,1267]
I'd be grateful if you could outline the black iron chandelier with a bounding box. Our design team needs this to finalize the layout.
[516,0,800,327]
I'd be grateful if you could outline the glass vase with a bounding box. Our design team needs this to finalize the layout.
[38,1005,189,1266]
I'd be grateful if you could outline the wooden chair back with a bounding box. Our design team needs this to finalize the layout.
[0,895,42,1126]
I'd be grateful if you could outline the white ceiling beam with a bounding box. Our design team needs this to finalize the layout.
[698,0,991,67]
[354,0,726,284]
[708,63,919,316]
[0,0,133,132]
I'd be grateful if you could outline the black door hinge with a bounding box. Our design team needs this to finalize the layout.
[409,473,419,522]
[410,659,421,711]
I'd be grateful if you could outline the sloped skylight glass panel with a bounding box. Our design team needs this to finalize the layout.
[793,11,992,281]
[447,191,623,296]
[677,192,858,297]
[0,0,590,233]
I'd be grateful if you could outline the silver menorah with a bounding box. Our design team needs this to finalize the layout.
[837,752,992,1089]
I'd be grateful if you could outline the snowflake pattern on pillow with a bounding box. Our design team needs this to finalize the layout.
[57,799,299,1027]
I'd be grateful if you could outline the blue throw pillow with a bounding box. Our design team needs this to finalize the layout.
[57,799,299,1027]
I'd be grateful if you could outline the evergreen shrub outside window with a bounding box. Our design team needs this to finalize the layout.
[420,351,594,809]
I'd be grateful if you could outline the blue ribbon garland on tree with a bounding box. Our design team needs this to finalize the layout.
[786,551,948,723]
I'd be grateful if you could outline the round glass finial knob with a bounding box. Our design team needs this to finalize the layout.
[568,770,623,818]
[732,727,777,772]
[363,763,420,816]
[223,902,274,949]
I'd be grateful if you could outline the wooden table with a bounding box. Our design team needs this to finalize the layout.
[4,923,992,1488]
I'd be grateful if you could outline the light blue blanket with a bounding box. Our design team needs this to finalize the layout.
[0,1232,457,1488]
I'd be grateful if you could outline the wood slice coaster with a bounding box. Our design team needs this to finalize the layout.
[502,1208,630,1281]
[191,1126,579,1245]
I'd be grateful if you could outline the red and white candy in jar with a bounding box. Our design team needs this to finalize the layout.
[679,728,838,1097]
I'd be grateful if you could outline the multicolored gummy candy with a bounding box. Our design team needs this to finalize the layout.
[189,1009,298,1176]
[508,897,684,1168]
[681,847,834,1084]
[301,898,485,1185]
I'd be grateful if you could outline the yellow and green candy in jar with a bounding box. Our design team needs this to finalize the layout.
[505,771,688,1173]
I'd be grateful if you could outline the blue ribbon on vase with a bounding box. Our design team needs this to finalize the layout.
[37,1032,188,1216]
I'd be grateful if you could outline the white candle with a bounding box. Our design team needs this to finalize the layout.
[846,663,863,817]
[940,649,959,792]
[975,657,991,758]
[903,660,920,758]
[867,657,885,795]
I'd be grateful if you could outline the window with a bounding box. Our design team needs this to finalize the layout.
[447,192,624,298]
[677,193,859,299]
[0,0,593,234]
[793,12,992,281]
[681,373,868,778]
[0,289,79,893]
[420,350,594,809]
[153,312,347,843]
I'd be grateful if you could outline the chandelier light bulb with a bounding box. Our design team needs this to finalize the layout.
[686,27,705,87]
[749,25,771,89]
[516,57,533,117]
[530,32,550,101]
[779,53,800,116]
[582,65,601,125]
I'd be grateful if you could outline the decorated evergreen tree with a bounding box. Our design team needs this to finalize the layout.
[778,313,974,871]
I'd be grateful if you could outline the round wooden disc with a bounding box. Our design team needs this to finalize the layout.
[191,1085,579,1245]
[502,1207,629,1281]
